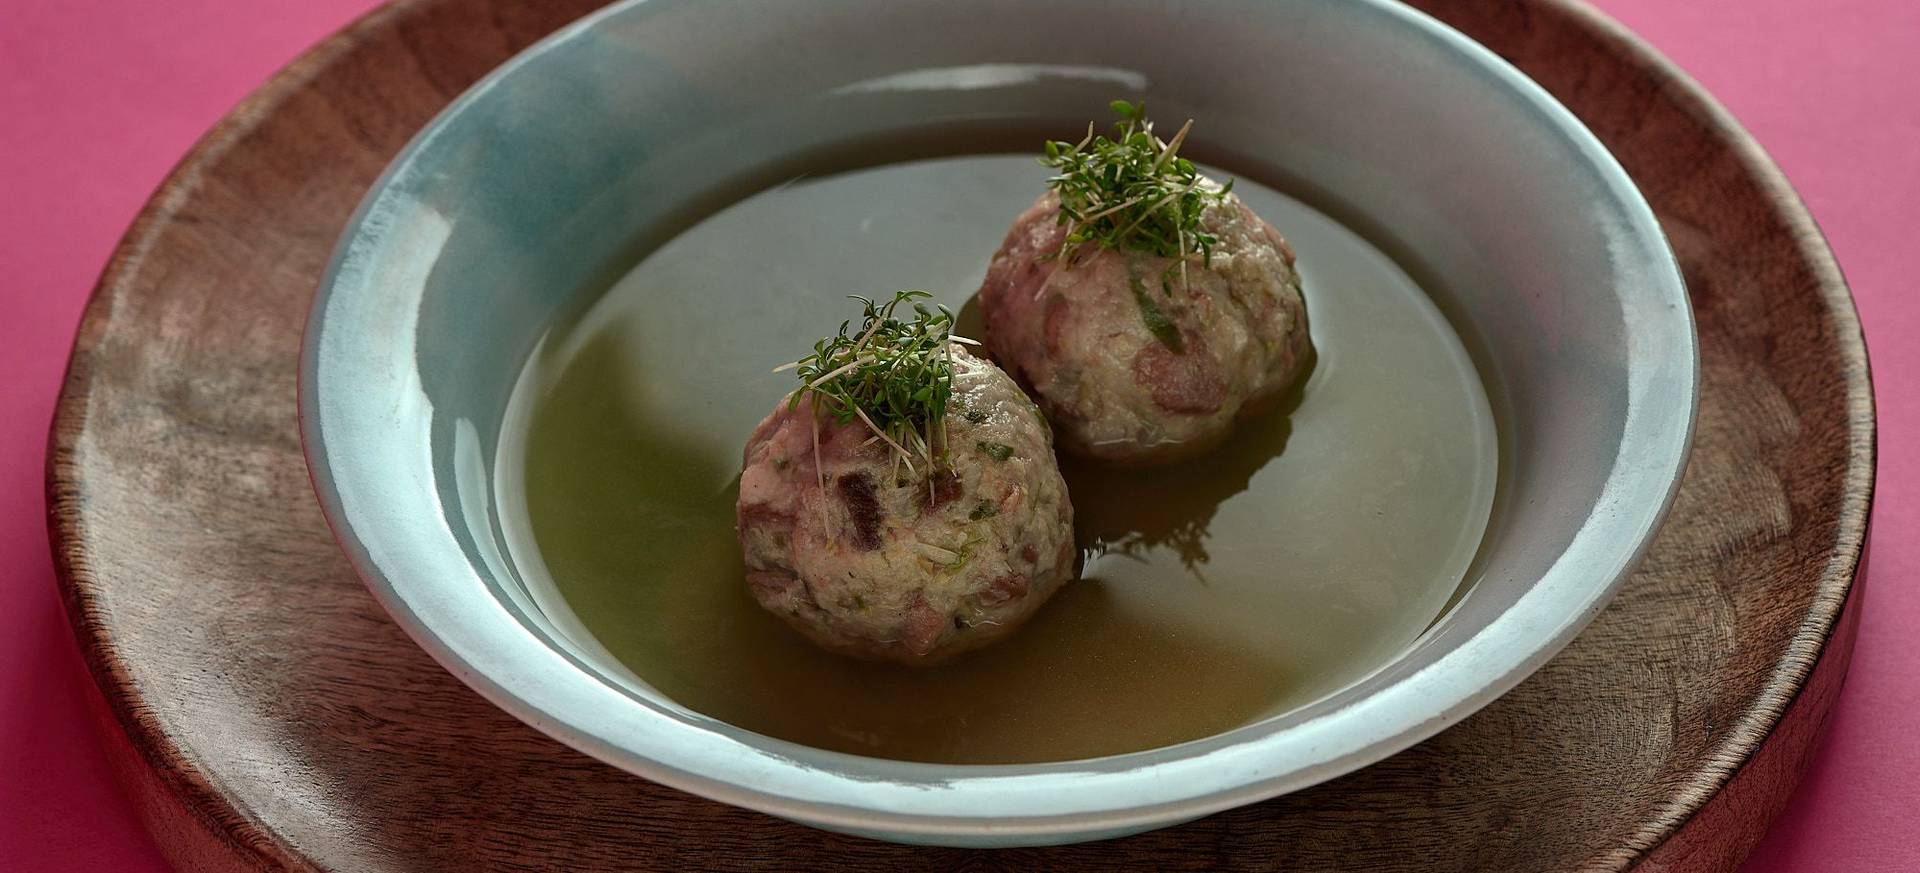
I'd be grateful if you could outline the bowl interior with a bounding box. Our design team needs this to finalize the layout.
[303,0,1693,844]
[495,151,1502,764]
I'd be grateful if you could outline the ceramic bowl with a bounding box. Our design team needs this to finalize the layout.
[301,0,1696,846]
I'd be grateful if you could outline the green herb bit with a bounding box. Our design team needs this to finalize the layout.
[963,409,989,424]
[1039,100,1231,283]
[969,501,999,520]
[1129,275,1186,353]
[776,290,979,477]
[977,441,1015,462]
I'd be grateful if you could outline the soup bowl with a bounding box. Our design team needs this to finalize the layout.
[301,0,1696,846]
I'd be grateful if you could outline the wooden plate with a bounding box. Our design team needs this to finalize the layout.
[48,0,1873,870]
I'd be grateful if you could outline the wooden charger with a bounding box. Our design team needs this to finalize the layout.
[49,0,1872,869]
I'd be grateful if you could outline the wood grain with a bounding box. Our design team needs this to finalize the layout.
[46,0,1873,870]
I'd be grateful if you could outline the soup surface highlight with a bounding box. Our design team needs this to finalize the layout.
[497,154,1497,764]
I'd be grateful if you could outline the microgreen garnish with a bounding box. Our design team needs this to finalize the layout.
[1040,100,1231,293]
[977,441,1014,462]
[776,291,979,483]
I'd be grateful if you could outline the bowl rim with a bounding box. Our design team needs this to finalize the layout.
[299,0,1698,841]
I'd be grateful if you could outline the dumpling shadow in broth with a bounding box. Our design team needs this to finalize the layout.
[957,291,1313,579]
[1062,376,1308,579]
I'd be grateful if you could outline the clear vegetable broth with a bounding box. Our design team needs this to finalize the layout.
[497,155,1497,764]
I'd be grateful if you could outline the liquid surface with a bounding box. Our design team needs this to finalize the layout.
[498,155,1497,764]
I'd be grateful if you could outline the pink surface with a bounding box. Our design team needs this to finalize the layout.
[0,0,1911,869]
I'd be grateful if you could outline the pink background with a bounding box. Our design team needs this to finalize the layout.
[2,0,1912,869]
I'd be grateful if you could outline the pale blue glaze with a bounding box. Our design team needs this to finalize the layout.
[302,0,1696,846]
